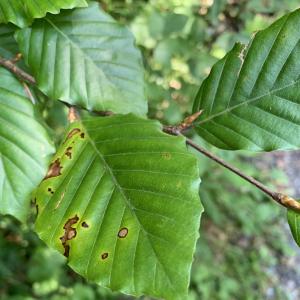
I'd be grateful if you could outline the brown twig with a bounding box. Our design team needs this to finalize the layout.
[163,125,300,212]
[1,56,299,212]
[0,55,36,85]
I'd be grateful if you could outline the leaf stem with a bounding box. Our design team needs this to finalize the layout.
[1,55,299,212]
[0,55,36,85]
[163,126,300,212]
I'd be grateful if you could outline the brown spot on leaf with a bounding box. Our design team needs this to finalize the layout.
[65,147,73,159]
[162,152,172,160]
[64,245,70,258]
[65,128,81,142]
[118,227,128,238]
[101,253,109,260]
[82,222,89,228]
[60,215,79,257]
[80,133,85,139]
[48,187,54,195]
[44,159,63,180]
[32,198,39,215]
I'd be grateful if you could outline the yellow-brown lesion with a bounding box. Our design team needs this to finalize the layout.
[59,215,80,257]
[44,159,63,180]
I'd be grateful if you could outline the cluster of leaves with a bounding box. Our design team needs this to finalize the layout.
[0,154,297,300]
[1,0,300,299]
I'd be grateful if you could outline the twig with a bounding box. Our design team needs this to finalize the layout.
[1,56,299,212]
[22,82,35,104]
[0,55,36,85]
[163,125,300,212]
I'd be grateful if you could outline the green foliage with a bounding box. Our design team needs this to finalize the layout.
[193,9,300,151]
[0,0,300,299]
[193,154,293,299]
[35,114,202,300]
[287,207,300,247]
[0,68,54,222]
[0,24,18,58]
[0,0,87,28]
[16,3,147,115]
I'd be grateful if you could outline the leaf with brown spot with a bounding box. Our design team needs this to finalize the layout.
[65,128,81,142]
[0,68,55,222]
[65,147,73,159]
[34,114,202,300]
[44,159,63,180]
[60,215,79,257]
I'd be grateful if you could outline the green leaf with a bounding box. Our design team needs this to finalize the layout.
[0,24,19,58]
[16,3,147,116]
[287,207,300,247]
[0,67,55,222]
[193,10,300,151]
[0,0,87,28]
[34,114,202,300]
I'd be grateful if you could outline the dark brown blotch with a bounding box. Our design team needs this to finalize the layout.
[80,133,85,139]
[65,128,81,142]
[48,187,54,195]
[101,253,109,260]
[118,227,128,238]
[44,159,63,180]
[65,147,73,159]
[59,215,79,257]
[32,198,39,215]
[81,222,89,228]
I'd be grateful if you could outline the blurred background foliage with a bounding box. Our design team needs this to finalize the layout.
[1,0,300,299]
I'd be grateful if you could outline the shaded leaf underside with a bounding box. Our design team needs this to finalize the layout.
[16,3,147,116]
[0,67,54,221]
[35,114,202,300]
[193,9,300,151]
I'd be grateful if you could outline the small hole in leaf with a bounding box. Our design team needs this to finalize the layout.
[118,227,128,238]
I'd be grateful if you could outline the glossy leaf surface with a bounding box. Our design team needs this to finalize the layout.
[0,0,87,27]
[0,67,55,221]
[35,114,202,300]
[16,3,147,116]
[287,207,300,247]
[193,9,300,151]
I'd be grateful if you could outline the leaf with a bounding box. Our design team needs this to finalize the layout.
[0,67,55,222]
[193,10,300,151]
[34,114,202,300]
[287,207,300,247]
[16,3,148,116]
[0,0,87,28]
[0,24,19,58]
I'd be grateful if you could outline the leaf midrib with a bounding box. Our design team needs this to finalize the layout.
[45,16,115,108]
[196,78,300,125]
[85,125,177,294]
